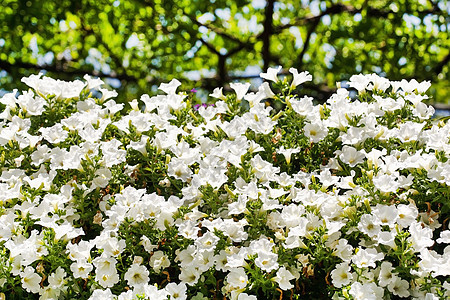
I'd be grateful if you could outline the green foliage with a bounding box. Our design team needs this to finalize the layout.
[0,0,449,104]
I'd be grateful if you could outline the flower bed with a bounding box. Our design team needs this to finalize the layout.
[0,69,449,299]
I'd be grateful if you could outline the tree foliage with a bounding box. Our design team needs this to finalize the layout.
[0,0,449,103]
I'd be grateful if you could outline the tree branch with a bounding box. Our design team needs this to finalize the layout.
[272,3,357,34]
[191,18,244,45]
[273,3,445,34]
[262,0,275,70]
[296,17,321,70]
[199,37,221,56]
[434,51,450,76]
[0,57,138,82]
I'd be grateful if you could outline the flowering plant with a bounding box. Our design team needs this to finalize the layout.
[0,68,449,300]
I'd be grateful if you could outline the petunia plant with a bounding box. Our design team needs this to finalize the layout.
[0,68,449,299]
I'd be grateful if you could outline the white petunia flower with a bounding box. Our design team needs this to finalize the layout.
[159,79,181,95]
[372,204,398,227]
[338,146,365,167]
[124,264,149,287]
[209,87,226,100]
[358,214,381,238]
[226,267,248,289]
[230,82,251,101]
[396,204,418,228]
[260,66,282,82]
[349,282,384,300]
[351,248,384,269]
[408,221,434,252]
[237,293,257,300]
[304,122,328,143]
[289,68,312,88]
[20,266,42,293]
[70,261,93,279]
[331,262,352,288]
[387,276,410,298]
[255,251,279,272]
[378,261,397,287]
[83,74,104,90]
[95,271,120,288]
[278,146,300,165]
[437,230,450,244]
[273,266,296,290]
[48,266,67,289]
[165,282,188,300]
[149,251,171,273]
[88,288,114,300]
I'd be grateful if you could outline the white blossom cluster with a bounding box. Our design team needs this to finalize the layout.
[0,69,449,299]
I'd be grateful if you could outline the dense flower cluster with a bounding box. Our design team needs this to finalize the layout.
[0,69,449,299]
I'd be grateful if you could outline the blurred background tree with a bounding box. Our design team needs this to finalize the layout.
[0,0,449,104]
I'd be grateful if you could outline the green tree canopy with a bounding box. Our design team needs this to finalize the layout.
[0,0,449,103]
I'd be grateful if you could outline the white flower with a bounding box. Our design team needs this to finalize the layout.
[209,87,226,100]
[349,282,384,300]
[178,265,201,286]
[396,204,418,228]
[237,293,257,300]
[177,220,201,239]
[259,81,275,99]
[21,73,85,99]
[351,248,384,269]
[304,122,328,143]
[255,251,279,272]
[39,124,69,144]
[95,271,120,288]
[437,230,450,244]
[367,73,390,92]
[289,96,314,116]
[418,248,450,277]
[124,264,149,287]
[168,157,193,182]
[348,74,371,93]
[273,266,296,290]
[372,173,400,193]
[83,74,104,90]
[159,79,181,95]
[357,214,381,238]
[39,286,61,299]
[226,267,248,289]
[48,266,67,289]
[338,146,365,167]
[88,288,114,300]
[17,91,46,116]
[333,239,353,262]
[372,204,398,227]
[93,256,117,276]
[165,282,187,300]
[289,68,312,88]
[195,231,220,252]
[331,262,352,288]
[149,251,171,273]
[91,168,112,189]
[20,266,41,293]
[230,82,251,101]
[98,236,126,257]
[260,66,282,82]
[278,146,300,165]
[378,261,397,287]
[228,195,249,215]
[387,276,410,298]
[317,169,339,188]
[100,139,127,167]
[408,221,434,252]
[70,261,93,279]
